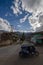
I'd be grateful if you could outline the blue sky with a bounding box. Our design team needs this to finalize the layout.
[0,0,43,32]
[0,0,32,32]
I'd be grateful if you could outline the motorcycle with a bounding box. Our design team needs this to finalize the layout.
[19,44,39,57]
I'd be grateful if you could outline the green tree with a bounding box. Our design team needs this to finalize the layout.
[20,32,25,41]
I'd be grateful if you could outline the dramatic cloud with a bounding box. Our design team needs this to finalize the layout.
[22,0,43,13]
[29,12,43,32]
[11,0,43,32]
[29,15,41,31]
[21,0,43,32]
[35,13,43,32]
[0,18,11,32]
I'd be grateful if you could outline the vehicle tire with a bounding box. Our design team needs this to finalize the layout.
[35,51,39,56]
[31,52,35,56]
[19,52,23,57]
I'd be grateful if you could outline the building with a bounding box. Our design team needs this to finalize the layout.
[31,31,43,45]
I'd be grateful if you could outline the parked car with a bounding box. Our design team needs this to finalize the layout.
[19,42,39,57]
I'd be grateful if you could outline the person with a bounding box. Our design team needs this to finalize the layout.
[28,46,35,54]
[30,46,35,53]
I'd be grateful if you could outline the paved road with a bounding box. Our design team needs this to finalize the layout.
[0,44,43,65]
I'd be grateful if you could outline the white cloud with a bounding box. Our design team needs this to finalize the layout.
[29,15,41,31]
[29,12,43,32]
[20,14,29,23]
[21,0,43,32]
[5,13,13,17]
[17,30,34,33]
[0,18,11,32]
[5,13,8,17]
[17,25,21,27]
[22,0,43,13]
[11,0,43,32]
[11,0,22,15]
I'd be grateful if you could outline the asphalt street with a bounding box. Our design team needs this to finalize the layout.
[0,44,43,65]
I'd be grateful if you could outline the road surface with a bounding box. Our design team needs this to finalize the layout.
[0,44,43,65]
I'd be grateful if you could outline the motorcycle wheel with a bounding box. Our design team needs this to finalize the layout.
[35,51,39,56]
[19,52,23,57]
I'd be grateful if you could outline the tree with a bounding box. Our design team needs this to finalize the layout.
[20,32,25,41]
